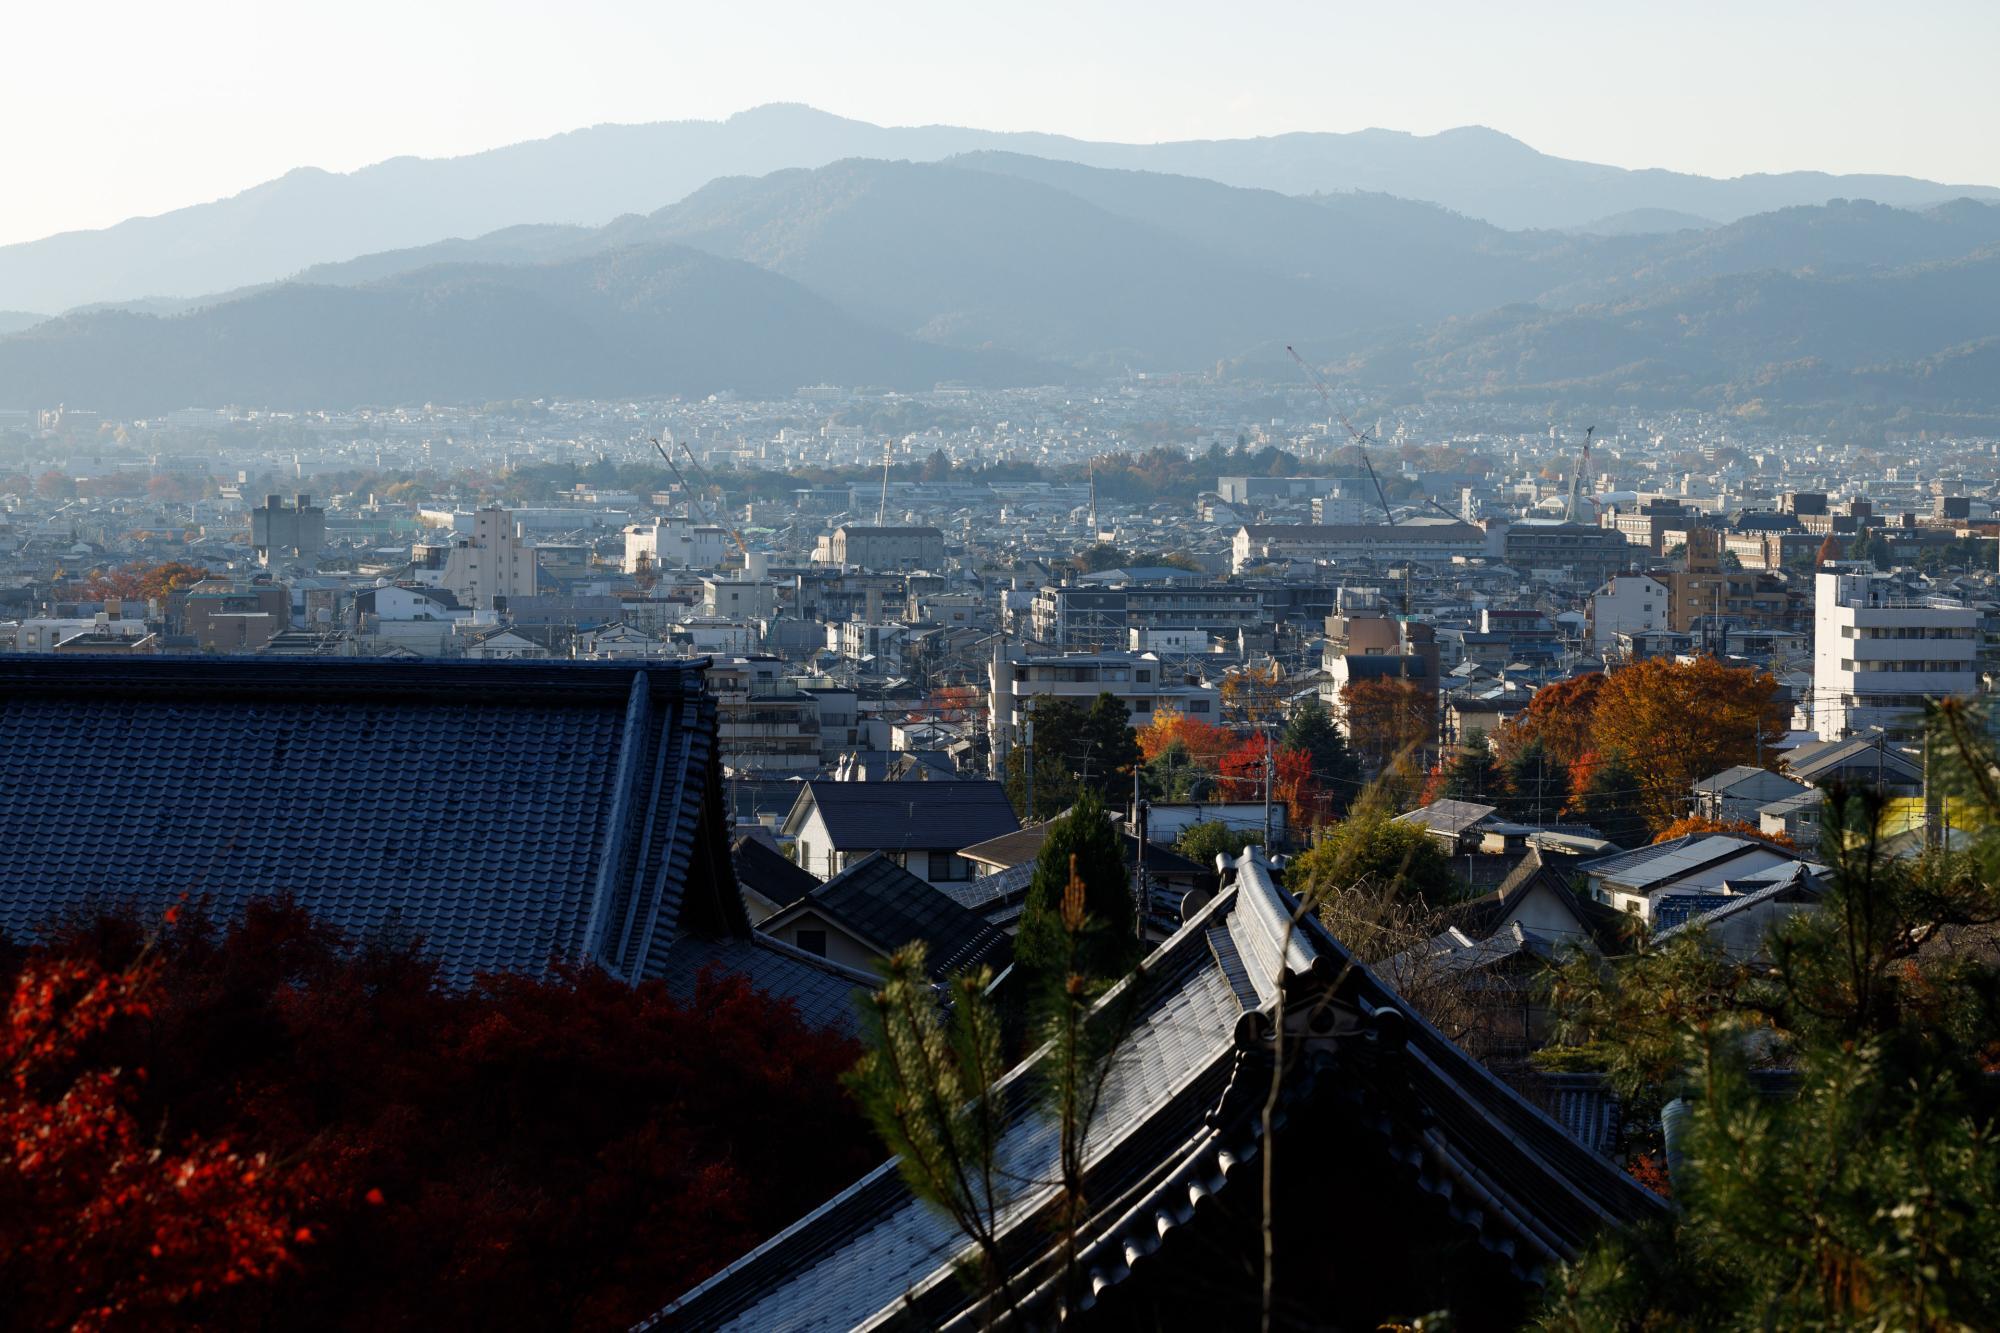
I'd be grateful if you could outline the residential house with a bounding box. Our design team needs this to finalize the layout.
[781,780,1021,884]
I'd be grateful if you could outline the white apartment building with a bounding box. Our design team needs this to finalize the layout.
[1587,575,1670,652]
[1812,566,1980,740]
[623,517,735,573]
[416,507,537,610]
[988,650,1222,770]
[11,613,151,652]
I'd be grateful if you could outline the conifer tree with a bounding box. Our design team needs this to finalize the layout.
[1015,787,1138,996]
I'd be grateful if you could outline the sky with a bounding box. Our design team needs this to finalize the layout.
[6,0,1998,247]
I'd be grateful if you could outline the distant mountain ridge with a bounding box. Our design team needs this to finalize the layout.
[0,246,1052,415]
[3,103,1996,313]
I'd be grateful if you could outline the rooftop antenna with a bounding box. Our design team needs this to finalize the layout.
[1286,345,1394,525]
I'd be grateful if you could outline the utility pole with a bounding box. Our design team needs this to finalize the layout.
[1025,717,1036,822]
[1262,728,1275,849]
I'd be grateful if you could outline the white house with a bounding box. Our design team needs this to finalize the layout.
[1587,575,1669,653]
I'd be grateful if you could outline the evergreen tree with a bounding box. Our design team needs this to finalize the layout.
[1284,810,1462,905]
[1078,692,1142,804]
[1436,728,1509,804]
[1015,788,1138,995]
[1173,820,1263,867]
[1571,752,1649,848]
[1540,701,2000,1328]
[1001,696,1087,821]
[1504,738,1571,824]
[1282,698,1362,815]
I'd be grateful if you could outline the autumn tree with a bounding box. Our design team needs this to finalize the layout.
[1,951,307,1331]
[1495,671,1605,768]
[0,897,875,1331]
[1340,677,1434,772]
[1651,816,1796,849]
[1591,656,1786,833]
[35,469,75,500]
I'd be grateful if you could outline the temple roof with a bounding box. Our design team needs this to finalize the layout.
[0,657,744,989]
[642,849,1666,1330]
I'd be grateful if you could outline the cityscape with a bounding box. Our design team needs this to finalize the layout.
[5,4,2000,1329]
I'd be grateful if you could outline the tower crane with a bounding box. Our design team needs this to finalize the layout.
[1286,345,1394,525]
[649,430,751,565]
[1563,425,1597,524]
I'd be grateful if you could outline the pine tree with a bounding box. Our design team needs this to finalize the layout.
[1015,787,1138,995]
[1540,703,2000,1329]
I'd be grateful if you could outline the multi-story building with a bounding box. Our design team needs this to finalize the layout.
[988,650,1222,770]
[1812,564,1980,740]
[821,525,945,571]
[1604,497,1703,555]
[709,657,824,775]
[412,507,537,611]
[183,583,289,654]
[1500,521,1632,585]
[1231,521,1485,573]
[1664,528,1803,636]
[1029,583,1264,650]
[1317,599,1441,730]
[622,517,735,573]
[1588,575,1670,652]
[250,493,326,567]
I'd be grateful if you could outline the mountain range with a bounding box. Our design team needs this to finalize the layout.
[4,103,1997,316]
[2,107,1998,427]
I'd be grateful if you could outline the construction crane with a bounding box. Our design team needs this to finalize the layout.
[1563,425,1597,524]
[649,430,751,564]
[1286,344,1394,525]
[876,435,894,527]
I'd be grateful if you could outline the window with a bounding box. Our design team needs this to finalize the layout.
[795,929,827,957]
[1135,670,1151,683]
[1186,699,1211,714]
[932,853,975,882]
[1133,698,1151,712]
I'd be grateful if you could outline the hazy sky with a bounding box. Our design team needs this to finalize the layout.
[7,0,1997,247]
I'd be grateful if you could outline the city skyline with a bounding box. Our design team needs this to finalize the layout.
[7,0,1999,248]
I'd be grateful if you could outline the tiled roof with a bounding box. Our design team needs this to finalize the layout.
[653,931,874,1037]
[642,849,1666,1330]
[0,656,747,988]
[730,834,819,912]
[776,852,1010,980]
[785,779,1019,852]
[1396,798,1499,837]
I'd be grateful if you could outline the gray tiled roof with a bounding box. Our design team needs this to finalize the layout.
[786,779,1020,853]
[795,852,1011,979]
[0,656,747,988]
[643,850,1668,1330]
[654,931,874,1037]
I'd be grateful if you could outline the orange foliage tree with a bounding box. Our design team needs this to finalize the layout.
[1651,816,1796,850]
[76,561,212,603]
[1135,706,1236,770]
[1591,656,1786,833]
[1340,678,1435,771]
[1494,671,1605,767]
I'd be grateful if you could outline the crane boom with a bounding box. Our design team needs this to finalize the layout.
[1563,425,1596,524]
[1287,344,1395,525]
[651,431,751,564]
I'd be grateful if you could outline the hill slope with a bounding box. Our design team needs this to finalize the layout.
[0,246,1050,414]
